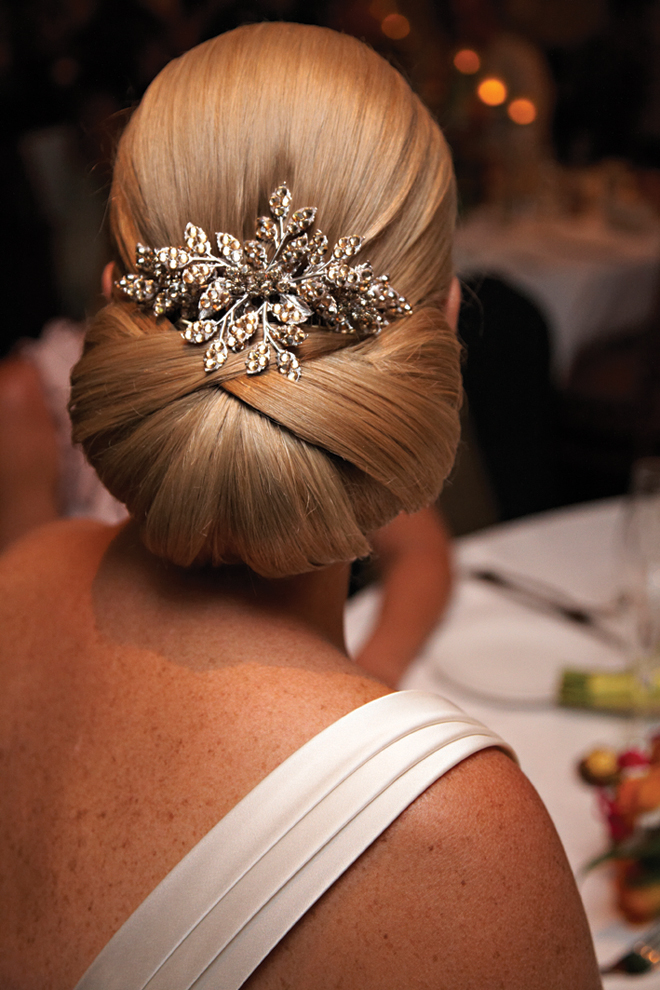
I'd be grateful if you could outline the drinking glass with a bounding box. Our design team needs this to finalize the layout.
[621,457,660,728]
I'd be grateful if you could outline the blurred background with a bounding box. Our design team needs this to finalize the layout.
[3,0,660,534]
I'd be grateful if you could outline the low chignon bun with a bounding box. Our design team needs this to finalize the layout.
[70,22,461,578]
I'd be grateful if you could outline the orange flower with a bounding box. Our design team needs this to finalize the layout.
[634,767,660,814]
[615,776,645,819]
[613,767,660,831]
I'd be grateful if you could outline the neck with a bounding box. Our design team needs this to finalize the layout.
[253,563,351,653]
[93,521,352,668]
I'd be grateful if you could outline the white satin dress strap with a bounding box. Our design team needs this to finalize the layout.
[74,690,514,990]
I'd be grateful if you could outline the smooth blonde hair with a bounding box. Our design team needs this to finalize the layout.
[70,22,461,577]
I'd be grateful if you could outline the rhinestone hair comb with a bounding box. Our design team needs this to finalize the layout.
[115,184,412,381]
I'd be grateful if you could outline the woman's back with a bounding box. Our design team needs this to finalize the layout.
[2,519,600,989]
[0,519,384,983]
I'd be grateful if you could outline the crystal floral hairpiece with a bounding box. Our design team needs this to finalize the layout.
[114,184,412,381]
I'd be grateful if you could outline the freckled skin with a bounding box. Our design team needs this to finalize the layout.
[0,519,601,989]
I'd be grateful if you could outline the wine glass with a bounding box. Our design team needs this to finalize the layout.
[621,457,660,731]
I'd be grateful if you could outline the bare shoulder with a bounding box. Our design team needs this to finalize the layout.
[0,517,119,580]
[249,746,601,990]
[0,518,121,658]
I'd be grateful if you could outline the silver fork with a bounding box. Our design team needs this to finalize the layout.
[601,921,660,975]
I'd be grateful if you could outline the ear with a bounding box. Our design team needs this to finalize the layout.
[444,276,461,333]
[101,261,115,301]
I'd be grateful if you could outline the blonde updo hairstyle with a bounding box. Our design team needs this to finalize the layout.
[70,22,461,578]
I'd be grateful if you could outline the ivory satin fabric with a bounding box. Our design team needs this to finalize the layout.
[73,690,512,990]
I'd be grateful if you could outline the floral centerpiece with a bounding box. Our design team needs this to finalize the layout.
[581,738,660,923]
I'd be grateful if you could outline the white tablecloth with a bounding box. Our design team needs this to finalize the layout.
[345,498,660,985]
[455,212,660,382]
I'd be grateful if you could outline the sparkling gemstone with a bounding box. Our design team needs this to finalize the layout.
[326,262,351,286]
[270,324,307,347]
[308,231,328,264]
[285,246,307,262]
[184,223,211,256]
[298,280,325,303]
[200,280,232,312]
[269,299,305,324]
[316,294,338,318]
[243,239,268,269]
[281,235,308,271]
[183,262,215,285]
[135,243,155,272]
[182,320,217,344]
[204,338,228,372]
[216,233,242,264]
[357,264,374,285]
[117,274,156,303]
[226,311,259,350]
[153,292,174,316]
[257,278,274,296]
[275,275,294,293]
[156,246,189,270]
[333,235,362,260]
[246,342,271,374]
[356,310,380,333]
[256,216,278,242]
[269,185,292,218]
[277,350,301,381]
[367,284,387,304]
[165,280,186,302]
[245,270,277,298]
[286,207,317,236]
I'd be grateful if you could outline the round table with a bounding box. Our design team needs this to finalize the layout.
[345,498,659,985]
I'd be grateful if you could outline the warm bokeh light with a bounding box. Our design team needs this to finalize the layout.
[507,97,537,125]
[477,77,507,106]
[381,13,410,39]
[453,49,480,74]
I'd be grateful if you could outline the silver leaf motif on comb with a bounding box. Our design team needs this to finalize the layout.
[115,184,413,381]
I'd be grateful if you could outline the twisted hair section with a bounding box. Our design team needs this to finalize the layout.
[70,23,461,577]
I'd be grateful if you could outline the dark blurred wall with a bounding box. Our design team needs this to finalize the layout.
[0,0,333,357]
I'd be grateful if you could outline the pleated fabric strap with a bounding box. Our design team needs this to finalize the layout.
[74,690,514,990]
